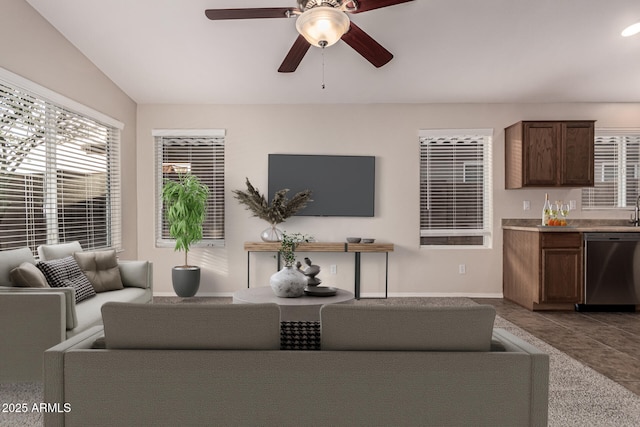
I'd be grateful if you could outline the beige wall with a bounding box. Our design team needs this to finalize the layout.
[138,103,640,296]
[0,0,138,259]
[6,1,640,297]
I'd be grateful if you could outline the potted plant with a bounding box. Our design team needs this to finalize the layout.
[270,232,311,298]
[161,173,209,297]
[232,178,312,241]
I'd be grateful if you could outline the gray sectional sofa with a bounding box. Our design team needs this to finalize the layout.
[0,242,153,382]
[44,303,549,427]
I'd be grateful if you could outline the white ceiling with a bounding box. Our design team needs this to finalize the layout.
[25,0,640,104]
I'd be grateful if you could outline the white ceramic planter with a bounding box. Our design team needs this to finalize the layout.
[270,266,306,298]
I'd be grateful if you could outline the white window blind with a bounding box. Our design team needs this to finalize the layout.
[0,78,121,254]
[155,131,226,247]
[582,129,640,209]
[419,129,492,247]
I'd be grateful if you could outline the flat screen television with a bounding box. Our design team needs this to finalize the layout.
[268,154,375,217]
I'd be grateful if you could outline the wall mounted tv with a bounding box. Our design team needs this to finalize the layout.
[268,154,375,217]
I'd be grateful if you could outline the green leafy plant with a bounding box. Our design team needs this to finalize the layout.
[232,178,312,225]
[279,232,312,267]
[161,173,209,267]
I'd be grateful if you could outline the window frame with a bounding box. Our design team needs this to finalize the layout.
[0,67,123,255]
[154,129,226,249]
[419,129,493,248]
[582,128,640,210]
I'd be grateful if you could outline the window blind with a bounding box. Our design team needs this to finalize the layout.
[419,129,492,246]
[582,129,640,209]
[155,132,225,247]
[0,80,121,254]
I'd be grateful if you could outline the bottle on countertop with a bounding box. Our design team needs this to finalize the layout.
[542,193,551,226]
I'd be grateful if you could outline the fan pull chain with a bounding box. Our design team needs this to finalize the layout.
[319,40,327,89]
[322,47,325,89]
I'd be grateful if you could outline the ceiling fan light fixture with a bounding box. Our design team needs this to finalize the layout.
[621,21,640,37]
[295,6,350,47]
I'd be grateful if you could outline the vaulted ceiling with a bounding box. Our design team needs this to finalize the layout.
[26,0,640,104]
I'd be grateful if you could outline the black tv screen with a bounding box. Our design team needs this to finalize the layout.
[268,154,375,217]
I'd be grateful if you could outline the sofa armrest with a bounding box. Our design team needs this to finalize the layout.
[493,328,549,427]
[0,286,77,329]
[0,291,66,382]
[117,261,153,290]
[44,325,104,426]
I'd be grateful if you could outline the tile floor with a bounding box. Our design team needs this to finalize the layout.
[475,298,640,396]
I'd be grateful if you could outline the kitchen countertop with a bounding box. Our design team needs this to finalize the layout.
[502,219,640,233]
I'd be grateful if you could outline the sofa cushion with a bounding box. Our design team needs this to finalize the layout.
[37,256,96,303]
[73,250,124,293]
[0,247,36,286]
[37,241,83,261]
[67,287,152,339]
[101,302,281,350]
[10,262,49,288]
[117,260,150,289]
[320,304,496,351]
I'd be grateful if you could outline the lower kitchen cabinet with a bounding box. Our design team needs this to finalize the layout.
[504,229,582,310]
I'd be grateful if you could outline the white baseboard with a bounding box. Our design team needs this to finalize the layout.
[153,292,235,297]
[361,292,504,298]
[153,291,504,299]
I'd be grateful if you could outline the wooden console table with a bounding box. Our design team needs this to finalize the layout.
[244,242,394,299]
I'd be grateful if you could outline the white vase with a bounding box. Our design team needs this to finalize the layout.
[270,266,306,298]
[261,224,283,242]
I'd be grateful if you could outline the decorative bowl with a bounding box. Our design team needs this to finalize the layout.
[346,237,362,243]
[362,238,375,244]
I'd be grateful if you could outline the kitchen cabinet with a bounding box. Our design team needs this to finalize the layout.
[503,229,582,310]
[505,120,595,188]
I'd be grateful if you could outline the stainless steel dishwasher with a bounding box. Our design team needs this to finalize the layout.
[578,232,640,311]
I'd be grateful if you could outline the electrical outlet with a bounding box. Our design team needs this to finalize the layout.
[330,264,337,274]
[569,200,576,210]
[458,264,466,274]
[523,200,530,211]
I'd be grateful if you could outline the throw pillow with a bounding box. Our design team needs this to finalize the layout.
[73,250,124,293]
[117,260,150,289]
[62,275,97,303]
[37,241,83,261]
[9,262,50,288]
[37,256,96,303]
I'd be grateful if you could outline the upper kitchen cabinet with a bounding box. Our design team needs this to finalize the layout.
[505,120,595,189]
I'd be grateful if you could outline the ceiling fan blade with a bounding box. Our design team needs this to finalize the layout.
[341,22,393,68]
[278,35,311,73]
[347,0,414,14]
[205,8,296,20]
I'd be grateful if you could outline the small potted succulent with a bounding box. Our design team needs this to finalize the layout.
[269,232,311,298]
[161,173,208,297]
[233,178,312,241]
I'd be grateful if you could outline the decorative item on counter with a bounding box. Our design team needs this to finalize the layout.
[548,201,569,226]
[232,178,312,242]
[542,193,551,226]
[362,238,375,244]
[269,232,311,297]
[549,200,569,227]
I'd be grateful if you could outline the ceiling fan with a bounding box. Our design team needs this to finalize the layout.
[205,0,414,73]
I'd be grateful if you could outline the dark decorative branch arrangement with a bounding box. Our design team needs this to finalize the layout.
[233,178,312,224]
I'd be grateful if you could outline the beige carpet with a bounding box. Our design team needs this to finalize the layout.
[2,297,640,426]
